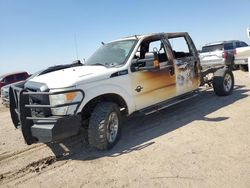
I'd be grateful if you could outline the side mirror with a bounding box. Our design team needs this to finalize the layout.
[132,52,160,71]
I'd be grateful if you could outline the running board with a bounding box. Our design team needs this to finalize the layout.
[138,87,209,116]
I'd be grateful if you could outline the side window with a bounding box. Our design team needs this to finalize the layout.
[236,42,241,48]
[240,42,248,47]
[5,75,14,83]
[16,73,27,81]
[149,41,164,53]
[135,39,168,63]
[168,36,192,58]
[148,40,168,63]
[224,43,234,50]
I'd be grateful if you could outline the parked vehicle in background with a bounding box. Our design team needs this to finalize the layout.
[0,62,81,107]
[234,43,250,72]
[199,40,248,70]
[0,71,29,94]
[1,84,11,107]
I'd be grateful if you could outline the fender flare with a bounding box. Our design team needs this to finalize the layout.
[77,84,135,115]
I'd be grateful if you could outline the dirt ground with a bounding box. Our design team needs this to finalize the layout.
[0,70,250,188]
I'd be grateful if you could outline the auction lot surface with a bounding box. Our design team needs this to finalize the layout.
[0,70,250,188]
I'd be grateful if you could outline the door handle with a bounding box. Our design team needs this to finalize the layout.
[135,85,143,92]
[169,66,175,76]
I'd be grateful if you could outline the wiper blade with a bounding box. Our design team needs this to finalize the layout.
[89,63,107,67]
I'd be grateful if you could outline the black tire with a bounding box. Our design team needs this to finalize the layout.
[88,102,121,150]
[213,68,234,96]
[239,64,249,72]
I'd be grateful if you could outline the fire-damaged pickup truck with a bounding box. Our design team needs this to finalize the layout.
[9,32,234,150]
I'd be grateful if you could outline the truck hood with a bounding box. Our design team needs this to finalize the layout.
[27,65,113,89]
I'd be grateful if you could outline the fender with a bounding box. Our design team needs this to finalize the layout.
[77,83,135,115]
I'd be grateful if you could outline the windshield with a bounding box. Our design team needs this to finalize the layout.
[202,44,224,52]
[86,40,137,67]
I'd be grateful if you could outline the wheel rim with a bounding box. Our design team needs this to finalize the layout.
[223,73,232,92]
[106,112,119,144]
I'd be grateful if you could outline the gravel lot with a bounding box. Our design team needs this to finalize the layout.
[0,70,250,188]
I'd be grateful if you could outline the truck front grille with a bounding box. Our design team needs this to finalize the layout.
[28,90,51,117]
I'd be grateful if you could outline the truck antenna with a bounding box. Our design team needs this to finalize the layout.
[74,34,79,60]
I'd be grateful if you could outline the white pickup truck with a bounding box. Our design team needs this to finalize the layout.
[9,32,235,150]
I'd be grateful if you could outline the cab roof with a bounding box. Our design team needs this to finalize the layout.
[110,32,188,42]
[204,40,241,47]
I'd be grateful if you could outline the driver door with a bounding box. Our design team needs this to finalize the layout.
[129,36,177,110]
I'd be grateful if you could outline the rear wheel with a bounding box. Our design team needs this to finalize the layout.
[88,102,121,150]
[239,64,249,72]
[213,68,234,96]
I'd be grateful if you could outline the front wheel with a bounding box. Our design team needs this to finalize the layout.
[88,102,121,150]
[213,68,234,96]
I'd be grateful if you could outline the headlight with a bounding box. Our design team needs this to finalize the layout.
[49,92,77,115]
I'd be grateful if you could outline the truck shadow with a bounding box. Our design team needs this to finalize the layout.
[46,85,249,161]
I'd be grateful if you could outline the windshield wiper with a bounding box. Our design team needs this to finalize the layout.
[89,63,107,67]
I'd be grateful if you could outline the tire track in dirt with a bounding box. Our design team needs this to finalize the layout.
[0,100,90,186]
[0,133,89,186]
[0,156,57,185]
[0,144,45,161]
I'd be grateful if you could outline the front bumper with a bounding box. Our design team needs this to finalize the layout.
[9,85,84,144]
[31,114,82,143]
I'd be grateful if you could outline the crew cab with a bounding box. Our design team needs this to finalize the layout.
[9,32,234,150]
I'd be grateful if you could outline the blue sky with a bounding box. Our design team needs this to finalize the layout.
[0,0,249,75]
